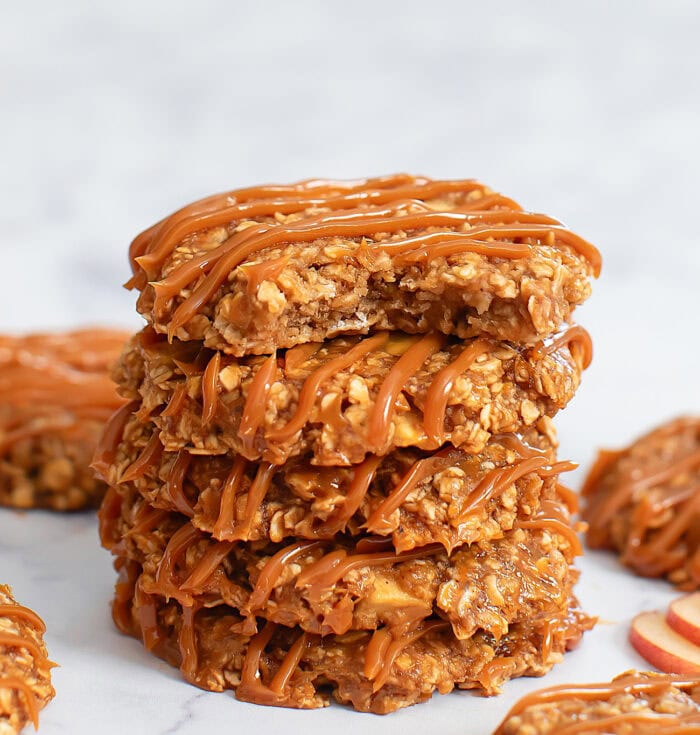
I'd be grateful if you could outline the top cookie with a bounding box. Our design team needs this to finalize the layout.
[127,175,600,356]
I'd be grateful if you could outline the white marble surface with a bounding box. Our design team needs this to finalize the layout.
[2,1,700,732]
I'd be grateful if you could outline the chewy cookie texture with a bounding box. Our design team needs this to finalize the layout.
[97,174,600,713]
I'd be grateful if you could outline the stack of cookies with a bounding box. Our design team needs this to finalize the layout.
[96,175,601,713]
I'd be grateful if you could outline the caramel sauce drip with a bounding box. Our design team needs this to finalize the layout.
[365,620,450,692]
[366,333,446,453]
[237,463,276,539]
[178,603,201,682]
[180,541,234,593]
[201,352,222,427]
[163,450,194,517]
[530,324,593,370]
[92,401,138,480]
[494,673,700,735]
[161,382,188,419]
[119,431,163,484]
[237,623,313,705]
[212,455,249,540]
[315,455,383,536]
[133,583,162,652]
[238,353,278,455]
[518,497,583,556]
[126,175,600,332]
[240,255,291,296]
[153,524,203,605]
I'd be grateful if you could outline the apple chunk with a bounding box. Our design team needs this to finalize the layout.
[667,592,700,647]
[630,611,700,674]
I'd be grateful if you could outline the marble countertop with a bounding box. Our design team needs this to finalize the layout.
[2,1,700,732]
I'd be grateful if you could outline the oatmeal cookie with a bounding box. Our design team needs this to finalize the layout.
[111,557,592,714]
[97,414,573,552]
[0,585,54,734]
[495,671,700,734]
[582,417,700,589]
[0,329,129,510]
[113,325,589,464]
[126,175,600,355]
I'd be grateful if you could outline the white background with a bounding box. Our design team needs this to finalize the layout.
[2,1,699,732]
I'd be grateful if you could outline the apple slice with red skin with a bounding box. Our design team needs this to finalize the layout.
[630,610,700,674]
[667,592,700,647]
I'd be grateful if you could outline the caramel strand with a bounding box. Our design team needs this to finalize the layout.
[268,631,310,695]
[163,450,194,517]
[153,524,202,603]
[423,338,492,445]
[160,382,188,419]
[0,605,46,634]
[119,431,163,484]
[370,620,450,692]
[91,400,138,480]
[211,455,249,540]
[238,353,278,455]
[178,602,201,682]
[315,455,383,536]
[237,463,277,539]
[366,332,446,453]
[518,497,583,556]
[265,333,389,443]
[179,541,235,593]
[246,541,323,613]
[364,448,463,533]
[495,673,700,734]
[0,677,41,729]
[201,352,221,427]
[133,583,162,651]
[530,324,593,370]
[237,620,278,702]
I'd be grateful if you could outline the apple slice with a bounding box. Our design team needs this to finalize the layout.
[630,610,700,674]
[667,592,700,647]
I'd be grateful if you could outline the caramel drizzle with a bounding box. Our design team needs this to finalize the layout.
[162,450,194,517]
[154,524,203,604]
[161,382,188,419]
[364,448,463,533]
[92,400,138,480]
[180,541,234,592]
[315,455,383,536]
[530,324,593,370]
[0,600,50,729]
[178,602,201,682]
[238,353,278,455]
[130,175,499,280]
[246,541,323,613]
[366,333,446,453]
[212,455,249,539]
[0,677,41,729]
[201,352,221,427]
[518,497,583,556]
[237,621,312,705]
[127,175,600,332]
[294,543,442,598]
[495,674,700,735]
[365,620,450,692]
[119,432,163,484]
[263,332,389,443]
[133,583,162,652]
[423,338,493,445]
